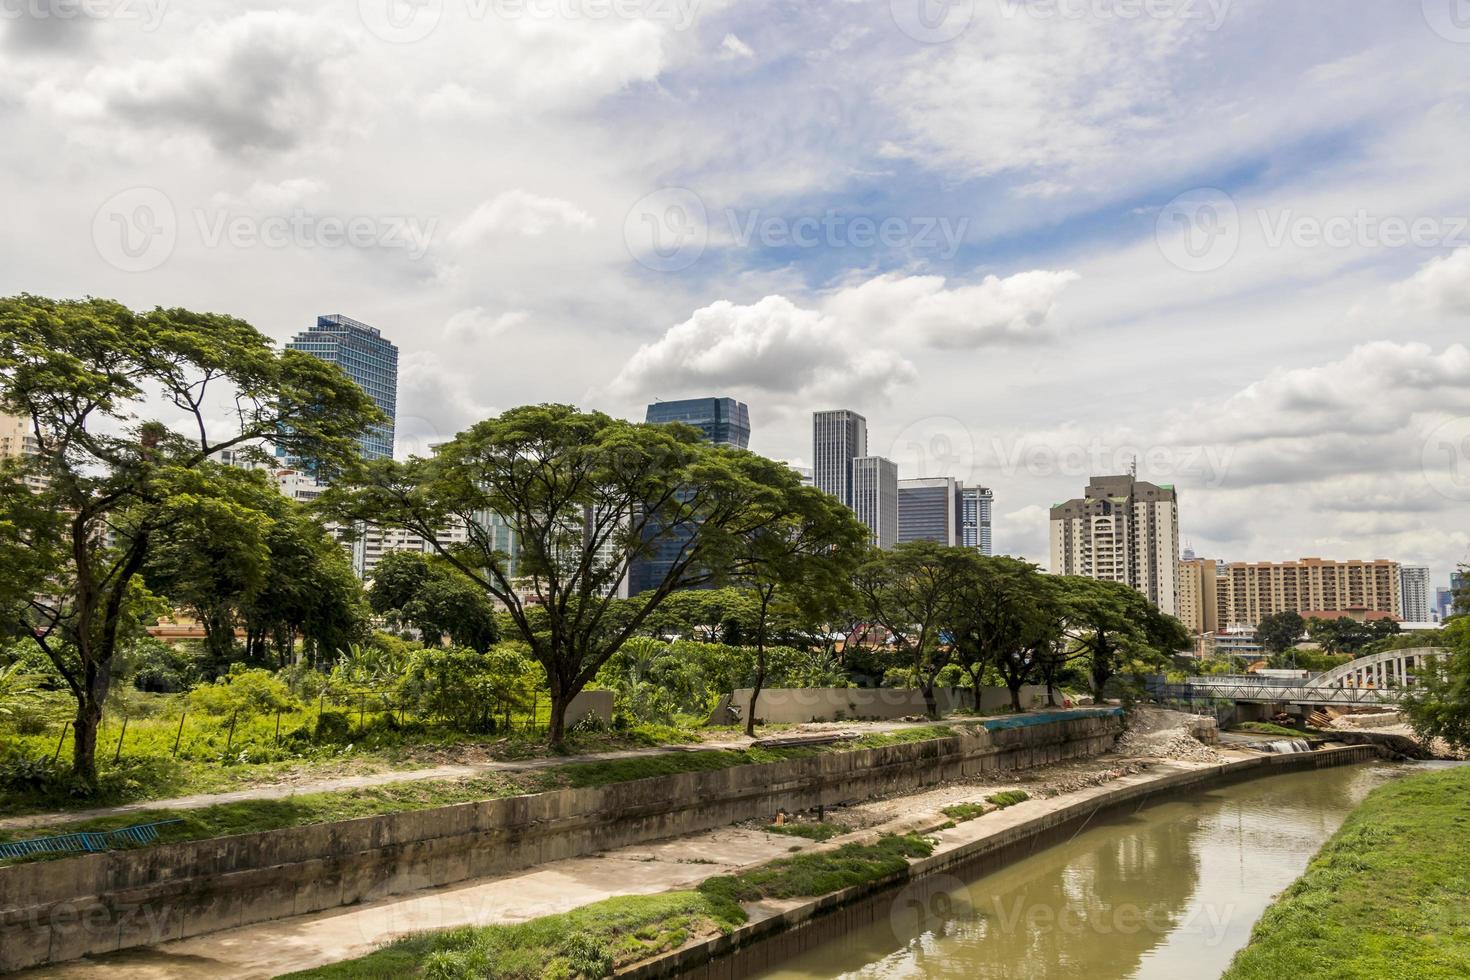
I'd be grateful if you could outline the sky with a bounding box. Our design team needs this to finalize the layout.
[3,0,1469,589]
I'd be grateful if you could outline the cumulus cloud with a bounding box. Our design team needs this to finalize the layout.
[34,12,354,154]
[449,190,594,245]
[718,33,755,60]
[443,307,531,343]
[1393,248,1470,317]
[611,269,1076,406]
[826,270,1078,349]
[611,293,917,406]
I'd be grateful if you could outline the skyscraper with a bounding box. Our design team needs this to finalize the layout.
[813,410,867,507]
[284,314,398,462]
[1399,564,1432,622]
[897,477,959,545]
[959,485,994,556]
[630,396,751,595]
[645,397,750,448]
[1049,475,1180,616]
[852,456,898,550]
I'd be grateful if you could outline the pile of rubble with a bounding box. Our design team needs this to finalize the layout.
[1112,706,1225,764]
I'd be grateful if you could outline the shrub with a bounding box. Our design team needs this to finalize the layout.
[187,667,302,718]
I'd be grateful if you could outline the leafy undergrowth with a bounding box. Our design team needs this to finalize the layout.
[940,802,989,823]
[1222,766,1470,980]
[1230,722,1328,740]
[985,790,1030,808]
[762,821,847,841]
[284,834,936,980]
[281,891,740,980]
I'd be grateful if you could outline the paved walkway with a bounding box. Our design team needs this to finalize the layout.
[0,720,929,832]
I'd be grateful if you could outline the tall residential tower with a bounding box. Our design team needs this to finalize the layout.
[1049,474,1181,616]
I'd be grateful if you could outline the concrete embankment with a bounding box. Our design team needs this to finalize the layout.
[0,709,1122,973]
[622,742,1385,980]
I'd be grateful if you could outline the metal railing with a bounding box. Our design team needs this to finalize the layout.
[0,819,183,861]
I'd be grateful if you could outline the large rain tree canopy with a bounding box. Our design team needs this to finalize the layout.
[0,295,376,786]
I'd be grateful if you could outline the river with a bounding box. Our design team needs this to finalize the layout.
[756,762,1409,980]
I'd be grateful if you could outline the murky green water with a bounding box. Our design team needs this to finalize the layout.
[757,762,1409,980]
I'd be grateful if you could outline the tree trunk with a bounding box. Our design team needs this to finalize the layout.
[921,680,939,719]
[1009,681,1023,712]
[745,591,772,739]
[547,693,568,745]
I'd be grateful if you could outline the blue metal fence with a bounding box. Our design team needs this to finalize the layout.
[0,819,182,860]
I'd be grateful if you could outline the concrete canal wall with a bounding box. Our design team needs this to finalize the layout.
[0,709,1123,972]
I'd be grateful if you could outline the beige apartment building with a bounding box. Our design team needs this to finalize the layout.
[1177,556,1401,631]
[0,412,48,491]
[1177,557,1220,636]
[1050,475,1180,616]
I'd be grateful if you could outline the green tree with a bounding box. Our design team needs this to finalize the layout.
[0,295,375,786]
[367,551,500,651]
[1256,611,1306,656]
[731,459,866,736]
[327,404,805,743]
[1404,617,1470,750]
[1064,577,1188,699]
[853,542,971,718]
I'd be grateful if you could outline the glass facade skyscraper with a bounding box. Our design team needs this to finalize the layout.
[631,396,752,595]
[283,314,398,461]
[644,398,751,449]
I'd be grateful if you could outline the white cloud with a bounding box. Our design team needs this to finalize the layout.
[826,270,1079,349]
[611,269,1076,407]
[208,178,326,211]
[32,12,354,154]
[611,293,917,406]
[1393,248,1470,317]
[443,307,531,343]
[449,190,594,246]
[719,33,754,60]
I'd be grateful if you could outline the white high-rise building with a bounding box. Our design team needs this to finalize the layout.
[960,485,994,556]
[852,456,899,549]
[1049,474,1181,616]
[1400,564,1433,623]
[812,410,867,507]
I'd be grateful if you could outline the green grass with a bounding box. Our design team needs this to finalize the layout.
[285,834,936,979]
[281,890,742,980]
[940,802,989,823]
[1231,722,1326,739]
[1222,766,1470,980]
[985,790,1029,808]
[762,821,846,841]
[851,725,957,748]
[0,746,812,864]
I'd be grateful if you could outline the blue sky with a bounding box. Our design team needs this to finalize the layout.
[2,0,1468,589]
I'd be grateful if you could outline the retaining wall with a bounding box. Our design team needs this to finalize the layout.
[0,708,1123,972]
[623,743,1386,979]
[719,686,1051,724]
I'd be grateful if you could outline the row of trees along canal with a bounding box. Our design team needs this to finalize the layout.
[0,295,1185,789]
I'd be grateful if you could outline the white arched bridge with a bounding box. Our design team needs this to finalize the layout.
[1148,647,1448,707]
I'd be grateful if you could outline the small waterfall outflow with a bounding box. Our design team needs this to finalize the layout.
[1262,738,1313,754]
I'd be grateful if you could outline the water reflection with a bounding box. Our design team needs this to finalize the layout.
[760,764,1403,980]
